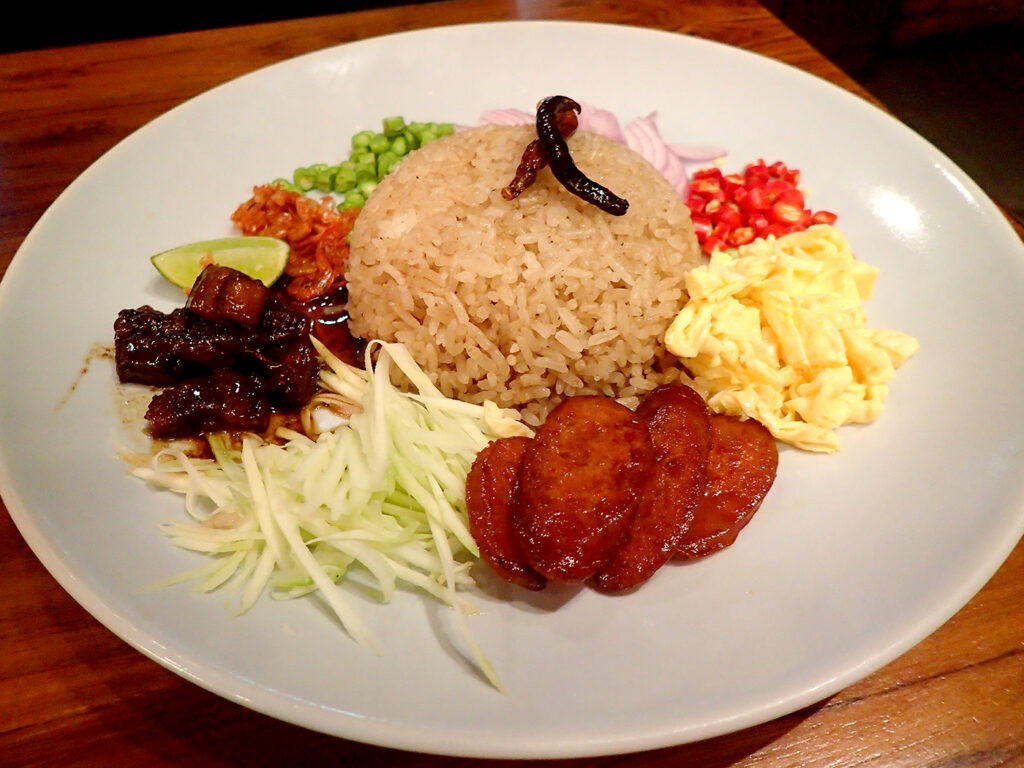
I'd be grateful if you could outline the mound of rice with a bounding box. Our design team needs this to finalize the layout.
[345,124,703,425]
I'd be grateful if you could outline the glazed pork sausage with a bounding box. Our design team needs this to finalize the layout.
[514,396,655,582]
[676,413,778,560]
[593,383,712,592]
[465,436,546,591]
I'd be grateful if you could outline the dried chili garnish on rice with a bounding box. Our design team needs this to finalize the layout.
[502,107,579,201]
[231,184,360,301]
[536,96,629,216]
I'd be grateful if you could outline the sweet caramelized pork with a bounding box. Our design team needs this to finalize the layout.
[115,306,252,385]
[146,370,269,439]
[185,264,269,327]
[114,266,319,438]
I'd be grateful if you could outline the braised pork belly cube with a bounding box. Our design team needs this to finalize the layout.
[114,306,254,385]
[258,337,320,408]
[185,265,269,327]
[114,306,205,386]
[115,266,320,438]
[145,369,269,439]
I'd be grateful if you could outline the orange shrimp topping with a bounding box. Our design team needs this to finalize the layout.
[231,184,361,301]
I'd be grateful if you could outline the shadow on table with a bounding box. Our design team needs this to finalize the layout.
[763,1,1024,223]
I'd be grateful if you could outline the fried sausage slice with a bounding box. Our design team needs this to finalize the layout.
[676,413,778,560]
[592,384,712,592]
[514,396,655,582]
[465,436,546,591]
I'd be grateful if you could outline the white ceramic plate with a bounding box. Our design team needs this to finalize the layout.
[2,21,1023,759]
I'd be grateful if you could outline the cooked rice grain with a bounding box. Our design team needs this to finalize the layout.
[345,124,702,425]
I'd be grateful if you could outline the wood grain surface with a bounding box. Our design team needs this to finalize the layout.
[1,1,1022,766]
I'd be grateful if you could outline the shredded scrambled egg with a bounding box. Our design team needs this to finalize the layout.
[665,225,918,452]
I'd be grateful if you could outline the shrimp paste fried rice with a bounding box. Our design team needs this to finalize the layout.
[345,123,702,425]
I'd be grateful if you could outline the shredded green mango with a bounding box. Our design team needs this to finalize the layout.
[130,339,531,691]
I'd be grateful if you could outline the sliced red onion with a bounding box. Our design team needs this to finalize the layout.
[479,108,533,126]
[624,111,700,195]
[577,102,624,143]
[661,143,690,196]
[668,143,728,162]
[623,112,669,176]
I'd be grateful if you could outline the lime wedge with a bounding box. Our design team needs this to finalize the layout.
[150,236,290,290]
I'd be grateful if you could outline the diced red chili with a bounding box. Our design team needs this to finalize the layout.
[703,235,727,253]
[771,201,804,226]
[722,173,745,194]
[745,161,770,186]
[690,178,722,198]
[750,213,770,235]
[727,227,756,247]
[687,158,838,254]
[692,167,724,182]
[739,186,771,214]
[686,196,706,216]
[713,204,745,229]
[764,179,794,202]
[775,188,805,209]
[692,216,713,240]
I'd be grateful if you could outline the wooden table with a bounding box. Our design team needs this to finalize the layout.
[2,1,1022,765]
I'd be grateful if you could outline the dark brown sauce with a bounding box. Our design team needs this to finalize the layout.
[274,284,365,368]
[60,342,115,409]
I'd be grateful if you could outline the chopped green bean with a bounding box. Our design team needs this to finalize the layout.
[314,164,336,192]
[293,167,317,191]
[390,135,409,156]
[355,167,377,185]
[333,164,357,192]
[382,116,406,138]
[286,116,451,204]
[350,152,377,173]
[340,189,366,209]
[377,151,401,177]
[351,130,374,150]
